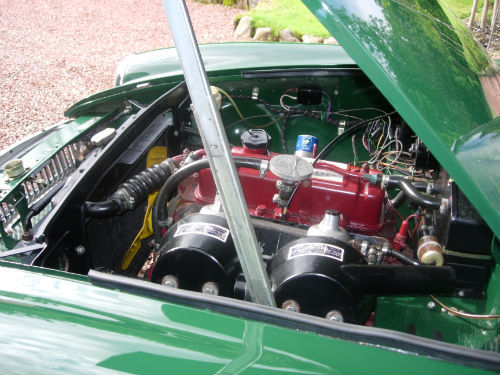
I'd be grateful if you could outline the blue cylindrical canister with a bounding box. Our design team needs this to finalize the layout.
[295,135,318,158]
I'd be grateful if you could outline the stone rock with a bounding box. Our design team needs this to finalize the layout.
[302,35,324,44]
[248,0,262,9]
[234,0,250,9]
[253,27,273,41]
[324,37,339,45]
[234,16,252,38]
[279,28,300,43]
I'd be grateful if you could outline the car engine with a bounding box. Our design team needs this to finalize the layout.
[3,79,493,337]
[81,103,492,325]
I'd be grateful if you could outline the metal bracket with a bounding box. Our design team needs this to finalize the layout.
[259,160,269,178]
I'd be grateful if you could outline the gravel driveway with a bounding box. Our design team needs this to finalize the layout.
[0,0,243,149]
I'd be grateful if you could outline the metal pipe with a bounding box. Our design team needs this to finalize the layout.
[385,247,422,266]
[390,181,429,208]
[382,175,442,210]
[152,157,265,244]
[162,0,275,307]
[397,179,441,210]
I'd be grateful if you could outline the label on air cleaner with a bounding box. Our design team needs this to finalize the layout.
[174,222,230,242]
[288,242,344,262]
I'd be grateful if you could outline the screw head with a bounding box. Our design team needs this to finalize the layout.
[201,282,219,296]
[282,299,300,313]
[161,275,179,288]
[325,310,344,322]
[75,245,86,255]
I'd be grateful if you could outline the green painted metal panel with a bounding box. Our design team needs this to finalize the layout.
[452,117,500,233]
[375,264,500,351]
[301,0,500,239]
[66,43,357,118]
[218,76,388,160]
[118,43,356,85]
[0,262,494,374]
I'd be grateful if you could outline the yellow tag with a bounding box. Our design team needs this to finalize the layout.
[121,146,167,270]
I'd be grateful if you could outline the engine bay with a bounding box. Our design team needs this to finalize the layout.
[2,72,498,352]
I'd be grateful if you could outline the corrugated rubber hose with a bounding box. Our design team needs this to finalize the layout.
[84,158,178,218]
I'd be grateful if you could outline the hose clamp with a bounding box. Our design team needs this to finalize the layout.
[426,182,435,195]
[381,175,391,190]
[439,198,450,215]
[164,158,178,172]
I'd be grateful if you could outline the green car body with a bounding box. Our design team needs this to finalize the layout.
[0,261,496,375]
[0,0,499,373]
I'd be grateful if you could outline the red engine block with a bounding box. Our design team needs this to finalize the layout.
[178,148,387,235]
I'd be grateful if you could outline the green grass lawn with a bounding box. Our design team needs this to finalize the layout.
[243,0,495,38]
[246,0,330,38]
[441,0,494,20]
[441,0,479,18]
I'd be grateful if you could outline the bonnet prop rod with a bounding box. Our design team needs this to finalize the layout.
[162,0,275,307]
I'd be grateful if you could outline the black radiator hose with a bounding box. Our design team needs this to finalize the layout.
[366,174,442,210]
[152,157,264,243]
[390,181,444,208]
[394,178,442,210]
[390,181,427,208]
[85,159,178,218]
